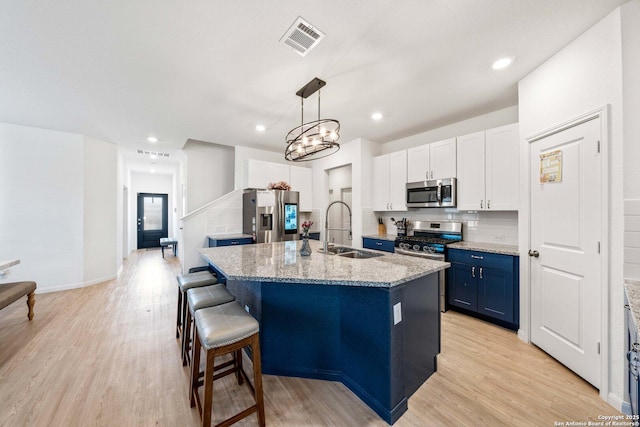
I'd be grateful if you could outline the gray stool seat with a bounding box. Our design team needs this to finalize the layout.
[177,271,217,290]
[195,301,259,350]
[187,284,235,313]
[176,271,218,340]
[182,284,236,366]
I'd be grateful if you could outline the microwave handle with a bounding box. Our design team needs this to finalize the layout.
[437,182,442,206]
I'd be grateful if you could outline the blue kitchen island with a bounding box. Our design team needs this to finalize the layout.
[198,240,448,425]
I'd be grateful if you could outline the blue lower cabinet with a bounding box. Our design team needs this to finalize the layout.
[208,237,253,247]
[447,249,519,329]
[362,237,395,253]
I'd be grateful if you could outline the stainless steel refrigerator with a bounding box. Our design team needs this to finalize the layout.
[242,189,300,243]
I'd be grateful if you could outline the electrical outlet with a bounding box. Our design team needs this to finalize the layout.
[393,302,402,325]
[245,305,250,313]
[495,235,505,241]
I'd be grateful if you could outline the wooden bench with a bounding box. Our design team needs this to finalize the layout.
[0,281,36,320]
[160,237,178,258]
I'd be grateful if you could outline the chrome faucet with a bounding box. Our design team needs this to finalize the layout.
[324,200,352,253]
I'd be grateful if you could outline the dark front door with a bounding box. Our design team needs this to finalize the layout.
[137,193,168,249]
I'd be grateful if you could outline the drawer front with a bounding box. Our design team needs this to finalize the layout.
[362,238,395,253]
[447,248,512,270]
[209,237,253,247]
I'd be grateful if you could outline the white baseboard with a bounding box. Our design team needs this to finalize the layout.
[37,274,116,294]
[609,392,629,414]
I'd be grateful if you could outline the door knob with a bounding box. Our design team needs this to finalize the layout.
[528,250,540,257]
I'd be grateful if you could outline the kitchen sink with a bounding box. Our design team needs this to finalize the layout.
[317,246,384,259]
[317,246,355,255]
[337,250,384,259]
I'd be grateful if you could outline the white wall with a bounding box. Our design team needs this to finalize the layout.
[0,122,118,293]
[183,140,234,213]
[621,0,640,280]
[83,136,117,285]
[518,7,624,408]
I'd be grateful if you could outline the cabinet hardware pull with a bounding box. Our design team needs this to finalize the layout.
[480,200,483,209]
[488,200,491,209]
[430,171,433,179]
[471,255,483,260]
[479,267,483,279]
[376,242,382,246]
[472,266,476,278]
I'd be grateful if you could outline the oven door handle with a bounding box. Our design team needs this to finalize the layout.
[394,247,445,261]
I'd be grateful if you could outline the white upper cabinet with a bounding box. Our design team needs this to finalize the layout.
[485,123,519,211]
[244,159,291,189]
[245,159,270,189]
[407,138,456,182]
[289,165,313,212]
[456,123,519,211]
[268,162,290,186]
[373,150,407,211]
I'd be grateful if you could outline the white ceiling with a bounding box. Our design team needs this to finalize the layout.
[0,0,628,156]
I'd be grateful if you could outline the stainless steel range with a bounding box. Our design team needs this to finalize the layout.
[394,221,463,312]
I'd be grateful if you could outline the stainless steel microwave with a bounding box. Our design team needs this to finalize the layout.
[406,178,456,208]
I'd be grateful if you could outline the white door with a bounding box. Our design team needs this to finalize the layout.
[530,117,602,388]
[388,150,407,211]
[486,123,519,211]
[407,144,429,182]
[373,154,390,211]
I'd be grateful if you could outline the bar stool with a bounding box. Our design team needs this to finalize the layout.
[182,284,236,366]
[190,301,265,427]
[176,271,218,340]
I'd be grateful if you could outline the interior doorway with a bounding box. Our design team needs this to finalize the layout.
[123,185,128,258]
[327,164,352,246]
[137,193,168,249]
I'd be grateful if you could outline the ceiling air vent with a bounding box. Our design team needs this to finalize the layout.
[280,16,325,57]
[137,149,171,157]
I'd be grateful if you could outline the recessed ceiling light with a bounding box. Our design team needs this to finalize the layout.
[147,136,158,143]
[255,124,266,132]
[492,57,514,70]
[371,112,384,121]
[150,168,156,173]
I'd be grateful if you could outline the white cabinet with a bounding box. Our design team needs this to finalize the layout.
[244,159,290,189]
[244,160,312,211]
[373,150,407,211]
[407,138,456,182]
[456,123,519,211]
[290,165,313,212]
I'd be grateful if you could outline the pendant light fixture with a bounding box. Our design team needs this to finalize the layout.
[285,77,340,162]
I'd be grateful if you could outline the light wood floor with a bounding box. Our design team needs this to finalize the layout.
[0,250,620,426]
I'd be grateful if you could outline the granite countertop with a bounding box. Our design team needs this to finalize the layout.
[207,233,253,240]
[448,241,520,256]
[362,234,397,241]
[0,259,20,270]
[198,240,449,288]
[625,279,640,332]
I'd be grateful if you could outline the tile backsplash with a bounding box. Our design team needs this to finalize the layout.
[625,199,640,280]
[369,209,518,245]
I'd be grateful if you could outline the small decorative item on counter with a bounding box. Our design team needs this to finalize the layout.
[268,181,291,191]
[300,220,313,256]
[301,220,313,238]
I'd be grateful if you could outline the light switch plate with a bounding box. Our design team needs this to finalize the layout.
[393,302,402,325]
